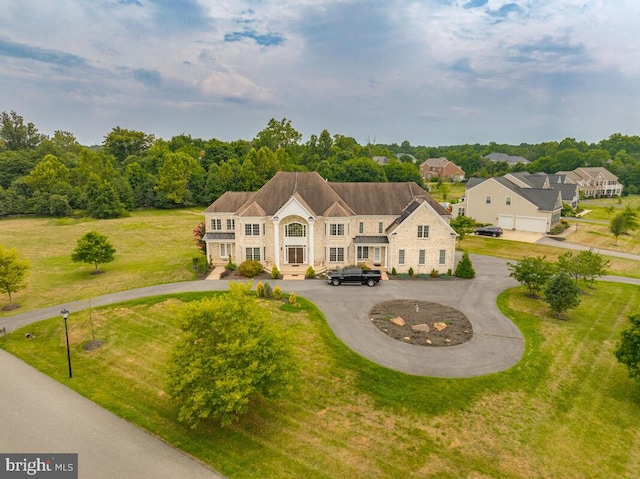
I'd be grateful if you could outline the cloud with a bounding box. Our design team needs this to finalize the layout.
[131,68,162,87]
[223,30,285,46]
[0,37,88,68]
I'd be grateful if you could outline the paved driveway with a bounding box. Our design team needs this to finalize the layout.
[3,254,524,378]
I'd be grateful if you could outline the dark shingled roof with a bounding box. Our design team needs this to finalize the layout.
[494,177,561,211]
[353,236,390,244]
[203,232,235,241]
[204,191,254,213]
[204,172,449,218]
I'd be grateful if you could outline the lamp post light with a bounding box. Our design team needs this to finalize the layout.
[61,309,72,378]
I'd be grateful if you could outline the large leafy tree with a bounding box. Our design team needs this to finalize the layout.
[154,152,204,206]
[71,231,116,273]
[544,271,581,318]
[103,127,155,165]
[0,110,45,150]
[615,314,640,385]
[167,282,298,427]
[0,245,29,309]
[84,174,126,219]
[253,117,302,152]
[449,215,476,243]
[508,255,556,297]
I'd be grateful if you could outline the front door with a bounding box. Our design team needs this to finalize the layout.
[374,247,381,264]
[287,246,304,264]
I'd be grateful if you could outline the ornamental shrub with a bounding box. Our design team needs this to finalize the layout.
[256,281,265,298]
[408,267,414,277]
[430,268,439,278]
[271,265,281,279]
[391,267,397,276]
[272,285,282,300]
[263,282,273,298]
[455,251,475,278]
[305,266,316,279]
[288,292,297,304]
[238,260,263,278]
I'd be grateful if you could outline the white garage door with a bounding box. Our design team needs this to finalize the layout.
[516,216,547,233]
[498,215,514,229]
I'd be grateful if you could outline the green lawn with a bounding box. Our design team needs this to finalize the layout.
[0,209,203,315]
[2,284,639,478]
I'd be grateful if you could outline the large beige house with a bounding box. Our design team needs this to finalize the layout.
[203,172,457,276]
[556,167,623,198]
[452,173,563,233]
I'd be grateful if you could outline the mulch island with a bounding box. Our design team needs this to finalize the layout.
[369,300,473,346]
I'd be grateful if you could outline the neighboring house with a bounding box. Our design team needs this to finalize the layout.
[372,156,390,165]
[524,172,580,208]
[396,153,418,163]
[556,167,623,198]
[484,152,530,165]
[451,172,563,233]
[203,172,457,276]
[419,157,466,182]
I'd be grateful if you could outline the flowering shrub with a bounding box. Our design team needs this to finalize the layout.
[192,221,206,255]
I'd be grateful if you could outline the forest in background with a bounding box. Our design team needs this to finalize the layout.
[1,111,640,219]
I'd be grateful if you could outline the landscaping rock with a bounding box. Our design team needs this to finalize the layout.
[411,323,430,332]
[433,322,447,331]
[391,317,406,326]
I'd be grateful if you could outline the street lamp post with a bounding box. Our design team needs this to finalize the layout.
[61,309,72,378]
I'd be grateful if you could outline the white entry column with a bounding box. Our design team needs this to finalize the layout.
[273,218,281,269]
[308,218,315,267]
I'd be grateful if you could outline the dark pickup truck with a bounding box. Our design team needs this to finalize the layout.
[327,267,382,287]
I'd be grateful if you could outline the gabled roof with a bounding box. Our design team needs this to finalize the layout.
[204,191,254,213]
[494,177,561,211]
[484,152,530,164]
[204,172,449,219]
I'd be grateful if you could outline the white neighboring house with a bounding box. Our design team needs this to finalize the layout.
[556,167,623,198]
[203,172,458,276]
[452,172,563,233]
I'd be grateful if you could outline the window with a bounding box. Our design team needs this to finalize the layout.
[505,196,512,206]
[486,195,492,204]
[458,208,465,217]
[359,221,364,234]
[439,250,446,265]
[211,219,222,231]
[226,218,235,230]
[245,247,261,261]
[219,243,231,259]
[419,250,426,265]
[244,224,260,236]
[285,223,306,237]
[398,250,405,265]
[378,222,384,234]
[329,247,344,262]
[357,246,369,260]
[417,225,429,238]
[330,224,344,236]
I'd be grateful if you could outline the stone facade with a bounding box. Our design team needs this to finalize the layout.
[203,172,457,275]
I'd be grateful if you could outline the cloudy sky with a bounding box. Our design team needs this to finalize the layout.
[1,0,638,147]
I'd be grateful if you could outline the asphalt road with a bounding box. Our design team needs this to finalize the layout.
[4,252,636,477]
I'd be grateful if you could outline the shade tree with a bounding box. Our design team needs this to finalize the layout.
[71,231,116,274]
[0,245,29,310]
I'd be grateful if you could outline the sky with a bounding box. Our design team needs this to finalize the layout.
[0,0,639,147]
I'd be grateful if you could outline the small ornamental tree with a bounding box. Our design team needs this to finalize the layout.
[544,271,581,318]
[0,245,29,310]
[193,221,206,255]
[71,231,116,274]
[615,314,640,385]
[455,251,475,278]
[610,214,626,245]
[167,282,298,427]
[508,255,555,297]
[450,215,476,243]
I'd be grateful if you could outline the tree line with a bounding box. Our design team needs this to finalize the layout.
[2,111,640,219]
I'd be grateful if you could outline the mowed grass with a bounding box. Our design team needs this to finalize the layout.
[2,284,640,478]
[461,236,640,278]
[0,209,203,315]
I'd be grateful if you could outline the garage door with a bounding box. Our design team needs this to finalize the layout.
[515,216,547,233]
[498,215,514,229]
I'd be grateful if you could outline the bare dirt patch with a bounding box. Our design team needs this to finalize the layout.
[369,300,473,346]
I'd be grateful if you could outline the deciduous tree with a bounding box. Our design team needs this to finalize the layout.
[0,110,45,150]
[508,255,556,296]
[615,314,640,385]
[450,215,476,243]
[71,231,116,273]
[0,245,29,309]
[167,282,298,427]
[544,271,581,318]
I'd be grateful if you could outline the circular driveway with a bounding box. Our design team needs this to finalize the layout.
[3,254,524,378]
